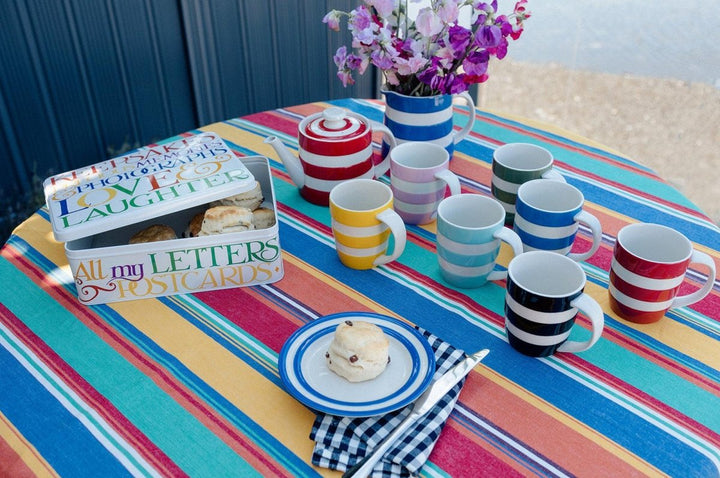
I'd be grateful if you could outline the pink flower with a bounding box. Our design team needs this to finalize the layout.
[337,70,355,87]
[385,69,400,86]
[366,0,397,19]
[394,54,427,76]
[415,7,443,37]
[322,10,342,31]
[437,0,460,24]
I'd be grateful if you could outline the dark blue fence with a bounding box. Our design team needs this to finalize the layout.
[0,0,376,204]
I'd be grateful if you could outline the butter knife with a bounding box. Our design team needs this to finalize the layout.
[342,349,490,478]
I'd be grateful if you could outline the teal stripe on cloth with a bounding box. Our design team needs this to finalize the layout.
[0,257,263,478]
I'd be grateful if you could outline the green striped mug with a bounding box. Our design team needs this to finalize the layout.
[491,143,565,225]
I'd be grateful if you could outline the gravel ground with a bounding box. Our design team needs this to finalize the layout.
[478,60,720,224]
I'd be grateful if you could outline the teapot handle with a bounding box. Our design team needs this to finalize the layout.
[369,121,396,177]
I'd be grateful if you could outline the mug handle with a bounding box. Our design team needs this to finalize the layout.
[670,249,717,309]
[372,208,407,267]
[487,228,524,281]
[434,169,461,196]
[567,210,603,262]
[556,293,605,353]
[452,91,476,144]
[370,121,397,177]
[541,168,566,183]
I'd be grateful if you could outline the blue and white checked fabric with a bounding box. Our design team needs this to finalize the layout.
[310,329,467,477]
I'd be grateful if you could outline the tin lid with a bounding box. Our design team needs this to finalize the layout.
[43,131,257,242]
[302,107,369,141]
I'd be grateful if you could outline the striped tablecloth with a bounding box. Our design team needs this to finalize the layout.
[1,99,719,477]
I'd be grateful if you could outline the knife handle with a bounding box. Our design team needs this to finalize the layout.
[342,412,416,478]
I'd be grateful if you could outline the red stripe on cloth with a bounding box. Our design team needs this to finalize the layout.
[242,111,300,138]
[194,285,303,354]
[2,249,287,477]
[0,301,186,478]
[0,435,46,478]
[563,353,720,449]
[454,372,645,477]
[431,419,526,477]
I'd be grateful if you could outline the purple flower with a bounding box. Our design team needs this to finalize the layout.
[462,50,490,76]
[490,36,509,60]
[371,49,395,70]
[349,6,373,33]
[333,46,348,68]
[324,0,530,93]
[447,25,472,58]
[475,25,502,48]
[448,74,469,94]
[495,15,514,37]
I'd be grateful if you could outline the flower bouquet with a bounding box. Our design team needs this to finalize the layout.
[323,0,530,97]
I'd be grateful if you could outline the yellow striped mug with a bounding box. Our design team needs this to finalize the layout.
[329,179,407,270]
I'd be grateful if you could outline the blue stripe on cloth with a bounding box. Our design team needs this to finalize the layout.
[278,221,720,477]
[452,403,573,476]
[92,302,317,477]
[327,98,386,122]
[475,110,655,172]
[565,176,720,250]
[0,343,130,477]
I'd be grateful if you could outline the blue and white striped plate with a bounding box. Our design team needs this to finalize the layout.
[279,312,435,417]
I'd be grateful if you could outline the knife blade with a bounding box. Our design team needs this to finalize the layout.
[342,349,490,478]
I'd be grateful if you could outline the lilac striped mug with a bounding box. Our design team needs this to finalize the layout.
[390,142,461,225]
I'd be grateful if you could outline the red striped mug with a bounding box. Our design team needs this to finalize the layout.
[608,223,716,324]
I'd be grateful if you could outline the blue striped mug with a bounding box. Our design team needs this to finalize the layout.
[514,179,602,262]
[436,194,523,288]
[505,251,605,357]
[382,89,475,160]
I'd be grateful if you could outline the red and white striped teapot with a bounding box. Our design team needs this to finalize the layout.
[265,107,396,205]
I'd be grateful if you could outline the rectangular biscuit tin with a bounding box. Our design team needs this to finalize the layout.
[43,132,284,305]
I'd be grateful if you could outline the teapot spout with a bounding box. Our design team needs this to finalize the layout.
[264,136,305,188]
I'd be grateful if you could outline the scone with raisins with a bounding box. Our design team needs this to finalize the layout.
[325,320,390,382]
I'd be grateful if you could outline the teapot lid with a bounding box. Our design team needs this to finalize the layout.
[302,107,368,141]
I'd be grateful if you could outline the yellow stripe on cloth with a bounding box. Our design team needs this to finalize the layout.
[108,298,320,469]
[0,411,59,477]
[200,122,282,160]
[476,366,664,477]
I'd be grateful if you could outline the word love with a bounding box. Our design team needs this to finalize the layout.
[56,165,248,229]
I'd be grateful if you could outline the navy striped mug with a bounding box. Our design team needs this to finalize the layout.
[514,179,602,262]
[505,251,604,357]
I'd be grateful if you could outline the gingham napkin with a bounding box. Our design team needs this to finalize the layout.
[310,328,467,477]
